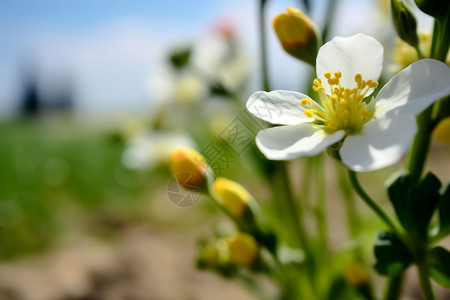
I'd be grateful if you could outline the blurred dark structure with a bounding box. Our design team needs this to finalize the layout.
[20,66,40,116]
[19,57,73,117]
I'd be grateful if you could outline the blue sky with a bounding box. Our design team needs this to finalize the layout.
[0,0,391,120]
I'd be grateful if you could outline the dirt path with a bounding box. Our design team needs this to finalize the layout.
[0,226,259,300]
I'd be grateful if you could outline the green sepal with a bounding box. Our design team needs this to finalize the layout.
[438,182,450,237]
[428,246,450,287]
[387,172,441,238]
[374,231,413,275]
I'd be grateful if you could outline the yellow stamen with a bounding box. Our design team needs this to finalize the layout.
[327,122,337,130]
[361,110,370,118]
[304,109,314,118]
[300,98,312,106]
[305,71,378,135]
[368,81,378,88]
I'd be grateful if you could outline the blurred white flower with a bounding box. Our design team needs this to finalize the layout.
[122,131,196,170]
[191,34,250,93]
[150,68,208,106]
[391,32,450,74]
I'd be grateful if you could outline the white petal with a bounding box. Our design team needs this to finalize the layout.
[316,34,383,95]
[246,90,316,125]
[375,59,450,118]
[340,116,417,172]
[256,124,345,160]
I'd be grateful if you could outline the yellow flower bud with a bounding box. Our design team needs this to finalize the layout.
[169,147,208,188]
[213,177,252,218]
[433,117,450,144]
[227,233,259,266]
[272,7,320,65]
[344,261,370,288]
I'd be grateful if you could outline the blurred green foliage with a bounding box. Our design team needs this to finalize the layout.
[0,118,160,260]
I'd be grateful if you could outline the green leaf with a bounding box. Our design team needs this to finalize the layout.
[387,172,441,237]
[374,231,413,276]
[414,173,442,236]
[438,182,450,236]
[387,172,413,232]
[428,247,450,287]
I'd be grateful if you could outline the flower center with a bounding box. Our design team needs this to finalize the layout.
[301,71,378,135]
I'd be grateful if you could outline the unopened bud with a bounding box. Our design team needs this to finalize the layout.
[227,233,259,267]
[391,0,419,47]
[213,177,252,218]
[433,117,450,144]
[344,261,370,288]
[169,148,208,188]
[273,7,320,65]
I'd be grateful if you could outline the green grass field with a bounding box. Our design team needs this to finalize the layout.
[0,117,163,259]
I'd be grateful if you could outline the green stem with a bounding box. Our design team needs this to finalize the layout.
[337,165,360,240]
[414,45,425,59]
[337,165,364,262]
[348,171,400,235]
[417,259,436,300]
[407,14,449,180]
[406,105,433,184]
[269,250,315,299]
[258,0,309,252]
[384,273,404,300]
[314,155,328,263]
[236,271,273,300]
[277,161,309,250]
[321,0,339,42]
[314,154,330,298]
[259,0,270,92]
[431,8,450,61]
[301,158,314,212]
[407,10,450,183]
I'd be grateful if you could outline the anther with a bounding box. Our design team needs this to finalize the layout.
[304,109,314,118]
[300,98,312,106]
[361,110,370,118]
[369,81,378,88]
[324,71,332,79]
[327,122,337,130]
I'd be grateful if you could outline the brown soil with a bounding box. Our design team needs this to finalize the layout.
[0,227,258,300]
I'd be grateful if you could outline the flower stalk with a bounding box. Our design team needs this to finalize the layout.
[384,273,405,300]
[348,171,400,236]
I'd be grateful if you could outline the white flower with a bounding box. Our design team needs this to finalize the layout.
[122,131,196,170]
[247,34,450,171]
[192,34,250,93]
[150,68,208,106]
